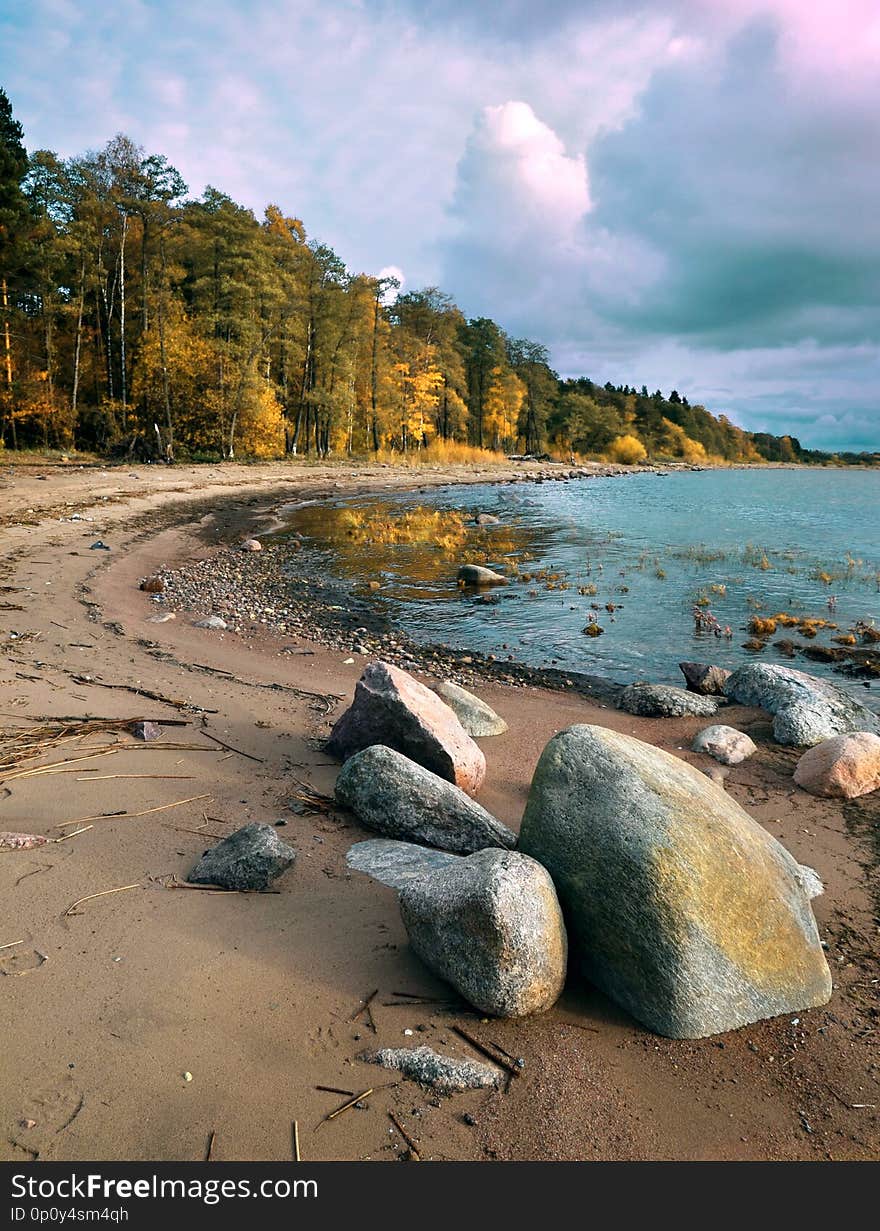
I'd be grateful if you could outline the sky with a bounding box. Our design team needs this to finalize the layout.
[2,0,879,451]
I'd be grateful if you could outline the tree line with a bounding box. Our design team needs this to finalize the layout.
[1,91,873,466]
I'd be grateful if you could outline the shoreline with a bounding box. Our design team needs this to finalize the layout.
[0,460,877,1162]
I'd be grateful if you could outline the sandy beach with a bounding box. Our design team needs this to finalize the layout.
[0,459,877,1163]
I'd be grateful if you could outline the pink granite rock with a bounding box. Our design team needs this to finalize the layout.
[793,731,880,800]
[326,661,486,795]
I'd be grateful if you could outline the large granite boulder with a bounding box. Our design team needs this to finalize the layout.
[723,663,880,747]
[517,724,832,1038]
[692,724,757,765]
[435,681,508,736]
[618,682,719,718]
[399,848,567,1017]
[326,661,486,794]
[189,823,295,891]
[335,745,515,853]
[679,661,732,696]
[793,732,880,799]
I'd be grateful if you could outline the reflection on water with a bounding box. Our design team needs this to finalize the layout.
[275,470,880,692]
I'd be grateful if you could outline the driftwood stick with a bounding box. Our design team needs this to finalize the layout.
[349,988,379,1023]
[64,882,142,917]
[452,1025,520,1076]
[54,794,213,829]
[205,1131,215,1162]
[317,1088,373,1128]
[388,1111,421,1161]
[293,1120,301,1162]
[201,731,264,763]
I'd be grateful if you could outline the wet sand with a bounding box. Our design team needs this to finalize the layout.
[0,459,877,1162]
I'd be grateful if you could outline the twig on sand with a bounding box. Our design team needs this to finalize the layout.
[64,882,142,917]
[67,674,210,712]
[452,1025,521,1077]
[52,825,94,843]
[388,1111,421,1161]
[56,1095,85,1135]
[157,875,280,895]
[315,1086,355,1097]
[75,773,195,781]
[0,939,24,951]
[349,989,379,1024]
[54,794,213,829]
[316,1089,373,1130]
[201,731,264,763]
[206,1131,215,1162]
[293,1121,301,1162]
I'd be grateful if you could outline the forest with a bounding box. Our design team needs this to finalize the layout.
[1,90,874,467]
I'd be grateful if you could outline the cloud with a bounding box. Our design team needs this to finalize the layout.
[0,0,878,447]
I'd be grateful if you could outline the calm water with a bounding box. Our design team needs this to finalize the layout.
[279,469,880,691]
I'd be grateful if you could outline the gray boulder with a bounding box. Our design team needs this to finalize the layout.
[346,838,461,891]
[457,564,507,586]
[693,724,757,765]
[399,848,567,1017]
[435,681,508,736]
[724,663,880,747]
[326,660,486,794]
[194,615,227,630]
[189,823,295,891]
[335,745,515,853]
[618,682,720,718]
[518,724,832,1038]
[679,661,732,696]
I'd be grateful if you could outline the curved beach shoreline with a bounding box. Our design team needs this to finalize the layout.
[0,459,877,1162]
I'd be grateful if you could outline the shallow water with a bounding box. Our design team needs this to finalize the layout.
[277,468,880,692]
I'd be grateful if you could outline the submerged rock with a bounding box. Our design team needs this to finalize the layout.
[692,724,757,765]
[474,513,500,526]
[618,682,719,718]
[326,661,486,794]
[679,661,732,696]
[457,564,507,586]
[189,823,295,891]
[435,681,508,737]
[518,724,832,1038]
[335,745,515,853]
[724,662,880,746]
[399,848,567,1017]
[793,731,880,799]
[346,838,462,891]
[364,1046,502,1093]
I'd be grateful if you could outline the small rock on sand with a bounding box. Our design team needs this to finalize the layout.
[693,724,757,765]
[194,615,227,630]
[0,831,48,850]
[189,823,295,891]
[793,731,880,799]
[239,539,262,552]
[132,721,163,742]
[435,681,508,736]
[139,575,165,593]
[364,1045,502,1093]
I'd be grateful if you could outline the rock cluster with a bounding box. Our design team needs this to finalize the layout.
[327,660,486,794]
[518,724,831,1038]
[723,662,880,746]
